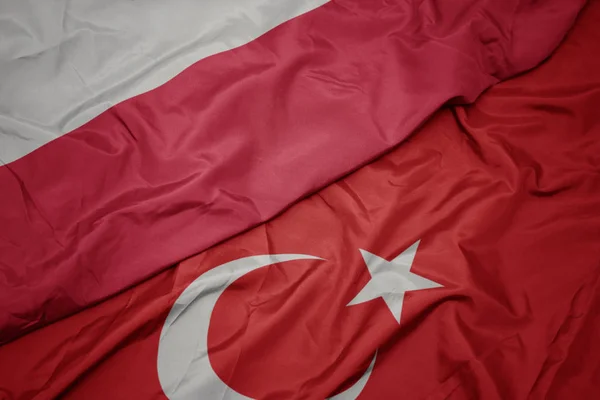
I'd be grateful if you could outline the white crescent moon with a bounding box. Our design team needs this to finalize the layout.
[157,254,376,400]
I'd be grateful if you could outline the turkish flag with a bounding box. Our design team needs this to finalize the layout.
[0,0,587,343]
[1,1,599,398]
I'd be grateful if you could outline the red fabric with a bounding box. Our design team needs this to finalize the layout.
[0,0,586,343]
[1,1,599,398]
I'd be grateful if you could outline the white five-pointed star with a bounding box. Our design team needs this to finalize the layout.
[347,241,442,324]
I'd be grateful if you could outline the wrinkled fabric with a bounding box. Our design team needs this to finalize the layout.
[0,0,587,343]
[0,1,599,398]
[0,0,327,163]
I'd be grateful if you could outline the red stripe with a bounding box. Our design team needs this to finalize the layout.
[0,0,586,343]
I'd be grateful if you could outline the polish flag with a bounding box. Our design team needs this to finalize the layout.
[0,0,586,344]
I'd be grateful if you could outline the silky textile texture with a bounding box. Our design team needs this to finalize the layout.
[0,0,587,343]
[0,1,598,398]
[0,0,328,163]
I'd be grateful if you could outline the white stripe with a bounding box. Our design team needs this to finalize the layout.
[0,0,327,164]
